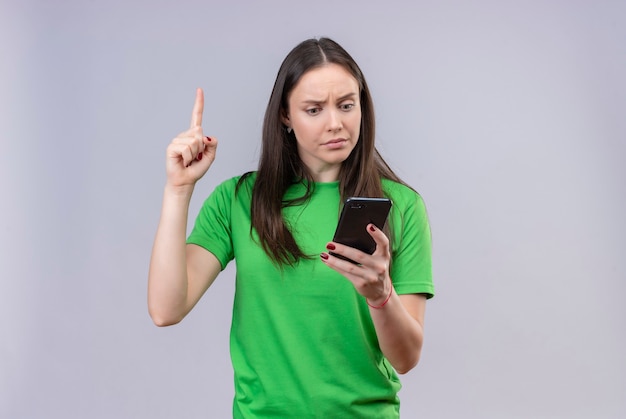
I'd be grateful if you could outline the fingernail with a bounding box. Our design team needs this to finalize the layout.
[326,243,336,251]
[369,225,376,232]
[197,153,203,161]
[320,253,329,260]
[206,136,211,142]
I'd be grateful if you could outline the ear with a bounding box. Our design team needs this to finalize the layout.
[280,109,290,127]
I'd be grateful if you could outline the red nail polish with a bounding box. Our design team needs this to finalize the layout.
[369,225,376,232]
[197,152,203,161]
[326,243,336,251]
[206,136,211,142]
[320,253,329,260]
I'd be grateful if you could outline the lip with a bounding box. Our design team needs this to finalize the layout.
[322,138,347,150]
[322,138,347,145]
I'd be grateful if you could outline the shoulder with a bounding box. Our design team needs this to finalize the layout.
[381,178,425,209]
[213,171,257,194]
[200,172,257,212]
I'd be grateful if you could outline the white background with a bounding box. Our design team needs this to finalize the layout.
[1,0,625,417]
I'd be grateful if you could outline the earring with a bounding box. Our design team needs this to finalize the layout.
[287,127,293,134]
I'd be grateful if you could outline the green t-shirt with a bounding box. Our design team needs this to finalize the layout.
[188,173,434,418]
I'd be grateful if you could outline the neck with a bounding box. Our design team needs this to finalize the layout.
[309,166,340,183]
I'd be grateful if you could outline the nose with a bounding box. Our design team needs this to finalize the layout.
[327,108,343,132]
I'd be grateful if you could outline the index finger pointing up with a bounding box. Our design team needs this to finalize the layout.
[190,87,204,128]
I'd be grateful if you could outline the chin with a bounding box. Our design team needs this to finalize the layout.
[326,153,352,166]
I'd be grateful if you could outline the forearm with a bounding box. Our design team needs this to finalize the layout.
[148,185,195,326]
[369,291,425,374]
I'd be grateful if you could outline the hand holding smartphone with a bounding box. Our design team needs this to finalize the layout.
[331,197,392,263]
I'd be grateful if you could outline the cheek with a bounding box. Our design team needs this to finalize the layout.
[294,118,323,137]
[349,111,362,134]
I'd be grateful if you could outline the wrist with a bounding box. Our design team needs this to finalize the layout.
[164,183,195,199]
[367,284,393,309]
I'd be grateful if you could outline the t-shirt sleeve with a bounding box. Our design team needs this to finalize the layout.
[186,178,237,270]
[389,190,434,298]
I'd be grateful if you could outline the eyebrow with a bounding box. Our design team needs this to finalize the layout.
[300,92,358,105]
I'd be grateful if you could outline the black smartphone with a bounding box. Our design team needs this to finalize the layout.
[331,197,392,263]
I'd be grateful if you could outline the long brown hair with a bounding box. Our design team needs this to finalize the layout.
[239,37,409,266]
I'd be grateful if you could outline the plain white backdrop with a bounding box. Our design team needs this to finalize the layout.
[1,0,625,417]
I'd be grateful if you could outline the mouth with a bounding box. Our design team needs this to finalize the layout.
[323,138,347,146]
[322,138,348,150]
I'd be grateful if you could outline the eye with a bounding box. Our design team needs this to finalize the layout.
[340,103,355,111]
[306,107,321,115]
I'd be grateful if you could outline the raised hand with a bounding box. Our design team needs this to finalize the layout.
[165,88,218,188]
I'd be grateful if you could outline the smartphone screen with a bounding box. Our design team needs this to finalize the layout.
[331,197,392,263]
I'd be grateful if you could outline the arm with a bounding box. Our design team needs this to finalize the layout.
[147,88,221,326]
[148,187,222,326]
[367,292,426,374]
[321,224,426,374]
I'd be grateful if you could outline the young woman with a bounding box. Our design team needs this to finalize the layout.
[148,37,434,418]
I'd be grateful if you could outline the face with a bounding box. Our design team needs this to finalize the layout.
[283,63,361,181]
